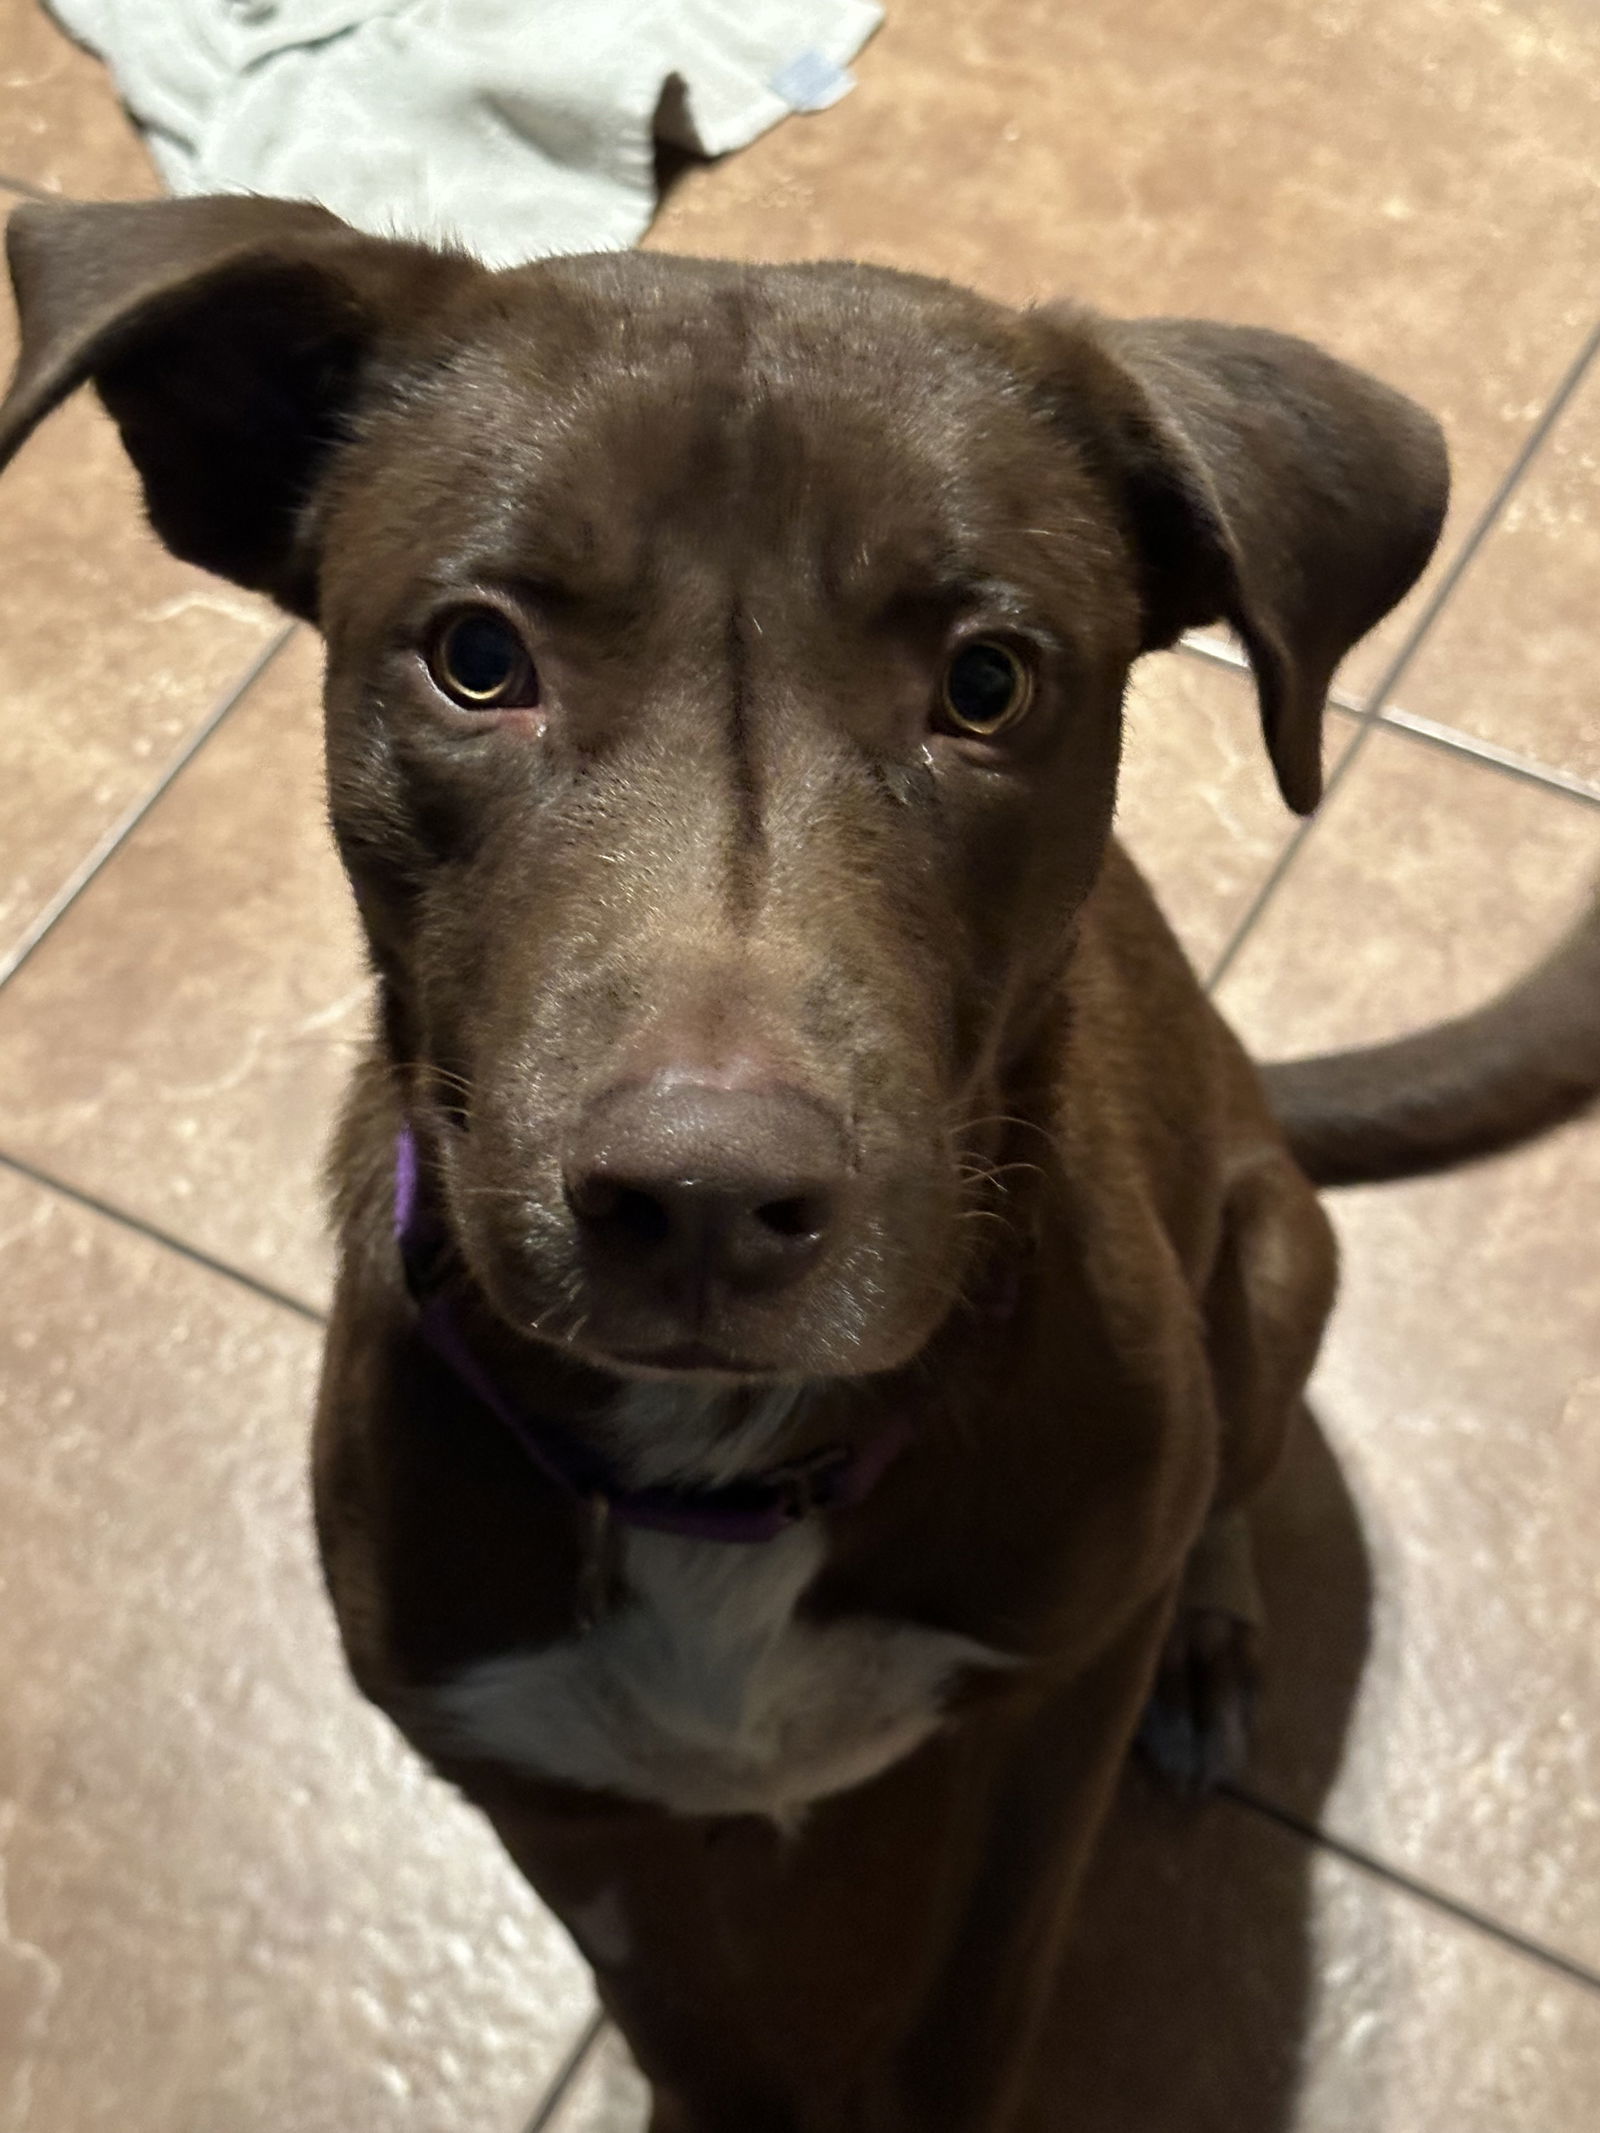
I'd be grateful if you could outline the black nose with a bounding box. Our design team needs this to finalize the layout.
[564,1081,847,1298]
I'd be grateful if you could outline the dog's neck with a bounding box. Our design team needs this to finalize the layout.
[600,1379,815,1489]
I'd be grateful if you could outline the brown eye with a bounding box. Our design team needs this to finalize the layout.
[937,640,1032,737]
[427,607,539,708]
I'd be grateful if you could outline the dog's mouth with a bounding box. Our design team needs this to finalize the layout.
[588,1336,778,1382]
[444,1130,965,1387]
[476,1232,925,1384]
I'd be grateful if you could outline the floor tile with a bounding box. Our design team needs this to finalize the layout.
[1385,356,1600,790]
[0,292,282,971]
[0,1167,594,2133]
[1218,723,1600,1049]
[651,0,1600,698]
[0,627,365,1309]
[1215,728,1600,1970]
[0,0,156,198]
[1116,650,1354,975]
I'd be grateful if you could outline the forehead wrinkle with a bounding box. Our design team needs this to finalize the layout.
[721,595,768,927]
[428,283,1025,609]
[417,338,720,593]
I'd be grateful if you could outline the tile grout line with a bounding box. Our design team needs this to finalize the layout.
[1221,1784,1600,1996]
[0,1146,326,1323]
[1178,631,1600,811]
[0,621,298,993]
[519,2009,609,2133]
[1200,308,1600,996]
[1376,704,1600,809]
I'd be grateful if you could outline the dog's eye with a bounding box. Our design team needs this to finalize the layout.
[937,641,1033,738]
[427,608,539,709]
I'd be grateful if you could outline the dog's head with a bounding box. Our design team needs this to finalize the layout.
[0,198,1446,1386]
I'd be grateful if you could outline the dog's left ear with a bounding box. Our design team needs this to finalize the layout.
[0,195,472,617]
[1025,308,1450,813]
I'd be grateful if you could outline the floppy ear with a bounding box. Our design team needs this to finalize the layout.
[1031,308,1450,813]
[0,195,471,618]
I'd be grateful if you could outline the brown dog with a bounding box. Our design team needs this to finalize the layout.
[5,195,1598,2131]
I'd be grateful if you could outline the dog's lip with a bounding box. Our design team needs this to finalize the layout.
[596,1337,775,1382]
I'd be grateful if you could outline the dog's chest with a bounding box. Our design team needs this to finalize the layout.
[431,1522,1005,1819]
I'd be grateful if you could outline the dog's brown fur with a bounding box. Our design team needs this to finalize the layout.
[5,195,1596,2131]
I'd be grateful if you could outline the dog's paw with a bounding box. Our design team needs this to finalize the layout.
[1136,1605,1261,1799]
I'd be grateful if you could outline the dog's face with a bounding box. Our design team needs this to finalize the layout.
[0,200,1448,1386]
[320,258,1141,1377]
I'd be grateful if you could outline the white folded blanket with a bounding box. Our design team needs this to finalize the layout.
[48,1,883,263]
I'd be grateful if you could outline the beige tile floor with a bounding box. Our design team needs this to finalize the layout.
[0,3,1596,2127]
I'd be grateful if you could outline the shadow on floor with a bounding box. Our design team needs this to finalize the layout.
[1021,1409,1373,2132]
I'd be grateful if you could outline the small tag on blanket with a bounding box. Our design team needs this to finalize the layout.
[771,49,856,113]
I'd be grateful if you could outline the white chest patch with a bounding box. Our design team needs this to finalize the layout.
[429,1521,1010,1819]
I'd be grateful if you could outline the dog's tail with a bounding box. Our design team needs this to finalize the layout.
[1263,893,1600,1187]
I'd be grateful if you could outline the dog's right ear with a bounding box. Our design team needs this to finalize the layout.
[0,195,471,618]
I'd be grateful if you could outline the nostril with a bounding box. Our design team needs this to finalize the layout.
[611,1186,672,1247]
[566,1173,619,1224]
[755,1194,830,1242]
[568,1172,675,1247]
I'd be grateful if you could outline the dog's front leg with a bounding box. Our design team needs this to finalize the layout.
[1142,1144,1338,1793]
[464,1737,982,2133]
[466,1594,1174,2133]
[883,1594,1176,2133]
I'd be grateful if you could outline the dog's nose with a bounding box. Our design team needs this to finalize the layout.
[564,1081,847,1297]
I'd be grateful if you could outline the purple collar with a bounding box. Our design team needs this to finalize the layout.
[393,1128,911,1544]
